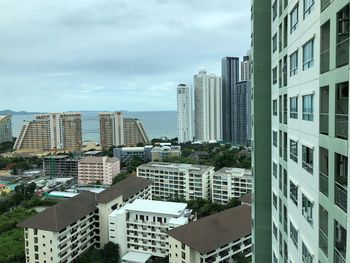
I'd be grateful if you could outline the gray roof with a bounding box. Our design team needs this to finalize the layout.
[17,191,97,232]
[167,205,252,254]
[97,176,151,203]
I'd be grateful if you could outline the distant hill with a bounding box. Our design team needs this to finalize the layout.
[0,110,44,115]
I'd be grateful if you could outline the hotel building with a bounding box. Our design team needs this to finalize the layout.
[0,115,12,143]
[137,162,214,200]
[177,84,193,143]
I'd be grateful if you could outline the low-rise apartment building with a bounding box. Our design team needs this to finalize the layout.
[137,162,214,200]
[78,156,120,186]
[211,167,252,204]
[17,176,152,263]
[113,146,153,163]
[168,205,252,263]
[109,199,191,260]
[151,146,181,161]
[43,155,79,178]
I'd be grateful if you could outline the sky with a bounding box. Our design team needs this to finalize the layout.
[0,0,250,112]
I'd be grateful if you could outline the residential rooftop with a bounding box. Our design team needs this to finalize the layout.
[167,205,252,254]
[79,156,119,164]
[213,167,252,177]
[138,162,214,173]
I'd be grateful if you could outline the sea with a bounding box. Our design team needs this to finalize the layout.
[11,111,177,143]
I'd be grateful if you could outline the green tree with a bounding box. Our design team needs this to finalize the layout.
[103,242,119,263]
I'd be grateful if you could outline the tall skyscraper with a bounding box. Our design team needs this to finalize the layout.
[251,0,271,262]
[194,69,222,142]
[99,112,124,149]
[222,57,239,143]
[0,115,12,143]
[177,84,193,143]
[14,113,82,151]
[253,1,350,263]
[241,53,252,81]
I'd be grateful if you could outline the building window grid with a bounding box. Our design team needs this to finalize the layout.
[302,94,314,121]
[302,145,313,174]
[290,96,298,119]
[290,139,298,162]
[303,0,315,19]
[290,181,298,206]
[303,39,314,70]
[290,221,298,249]
[302,194,313,225]
[290,3,299,33]
[290,50,298,76]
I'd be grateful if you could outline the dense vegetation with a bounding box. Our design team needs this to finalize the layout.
[75,242,119,263]
[0,207,37,263]
[0,140,14,154]
[0,156,42,172]
[166,197,241,219]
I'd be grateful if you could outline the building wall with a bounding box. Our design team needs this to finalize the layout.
[43,157,78,178]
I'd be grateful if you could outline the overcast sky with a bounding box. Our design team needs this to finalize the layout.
[0,0,250,112]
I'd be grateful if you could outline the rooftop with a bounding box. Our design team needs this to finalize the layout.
[122,251,152,263]
[97,176,151,203]
[138,162,214,173]
[17,191,97,232]
[214,167,252,177]
[79,156,119,164]
[122,199,187,216]
[168,205,252,254]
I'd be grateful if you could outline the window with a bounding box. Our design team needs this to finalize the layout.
[273,192,278,209]
[290,180,298,205]
[273,131,278,147]
[302,194,313,224]
[273,222,278,240]
[290,139,298,162]
[272,33,277,53]
[290,96,298,118]
[290,51,298,76]
[336,5,349,68]
[290,221,298,248]
[303,39,314,70]
[302,145,313,174]
[302,242,313,263]
[302,94,313,121]
[303,0,315,19]
[272,0,277,21]
[273,162,277,178]
[272,67,277,84]
[273,99,278,115]
[320,21,330,73]
[290,3,299,33]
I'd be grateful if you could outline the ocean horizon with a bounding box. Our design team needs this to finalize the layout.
[11,111,177,143]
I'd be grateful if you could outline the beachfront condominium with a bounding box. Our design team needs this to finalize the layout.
[211,167,252,204]
[194,69,222,142]
[99,112,149,148]
[17,176,152,263]
[177,84,193,143]
[137,162,215,200]
[78,156,120,186]
[0,115,12,143]
[99,112,124,149]
[13,113,82,152]
[109,199,191,260]
[253,0,350,262]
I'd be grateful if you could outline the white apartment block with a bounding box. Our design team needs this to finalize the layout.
[177,84,193,143]
[194,69,222,142]
[168,205,252,263]
[0,115,12,143]
[108,199,191,260]
[151,145,181,161]
[137,162,214,200]
[18,176,152,263]
[78,156,120,186]
[211,167,252,204]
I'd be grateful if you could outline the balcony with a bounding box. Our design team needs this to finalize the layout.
[319,230,328,256]
[320,49,330,74]
[320,113,329,135]
[320,172,328,196]
[336,39,349,68]
[335,114,348,140]
[335,182,347,212]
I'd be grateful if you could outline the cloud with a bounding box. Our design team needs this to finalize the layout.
[0,0,250,111]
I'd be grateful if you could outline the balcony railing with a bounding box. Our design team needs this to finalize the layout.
[319,230,328,256]
[320,113,329,135]
[320,49,330,74]
[335,182,347,212]
[320,171,328,196]
[335,114,348,140]
[335,247,346,263]
[336,38,349,68]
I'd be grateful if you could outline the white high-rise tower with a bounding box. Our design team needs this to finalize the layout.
[177,84,193,143]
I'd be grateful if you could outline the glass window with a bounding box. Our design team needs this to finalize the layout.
[302,94,314,121]
[272,0,277,21]
[290,139,298,162]
[273,192,277,209]
[302,194,313,225]
[302,145,313,174]
[290,180,298,205]
[273,33,277,53]
[290,221,298,248]
[302,242,313,263]
[303,39,314,70]
[290,3,299,33]
[273,99,278,115]
[290,96,298,118]
[273,67,278,84]
[273,162,277,178]
[273,131,278,147]
[290,51,298,76]
[303,0,315,19]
